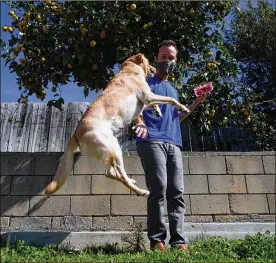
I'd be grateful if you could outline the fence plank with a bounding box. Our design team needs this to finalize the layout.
[1,103,19,152]
[19,103,34,152]
[7,103,28,152]
[48,104,68,152]
[27,103,51,152]
[64,102,89,147]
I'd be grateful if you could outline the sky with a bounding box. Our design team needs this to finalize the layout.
[0,0,273,103]
[0,1,101,103]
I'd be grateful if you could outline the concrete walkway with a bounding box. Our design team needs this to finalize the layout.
[1,222,275,250]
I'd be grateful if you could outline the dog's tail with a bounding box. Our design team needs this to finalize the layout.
[44,134,79,198]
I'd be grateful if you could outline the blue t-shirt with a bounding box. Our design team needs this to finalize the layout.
[136,75,182,147]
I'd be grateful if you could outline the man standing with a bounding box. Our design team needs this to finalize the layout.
[133,40,209,252]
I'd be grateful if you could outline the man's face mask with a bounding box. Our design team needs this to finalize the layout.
[156,61,176,75]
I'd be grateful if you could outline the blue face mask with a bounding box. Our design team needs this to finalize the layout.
[156,61,176,75]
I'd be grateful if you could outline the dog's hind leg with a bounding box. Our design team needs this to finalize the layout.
[105,165,120,181]
[106,138,149,197]
[105,164,137,185]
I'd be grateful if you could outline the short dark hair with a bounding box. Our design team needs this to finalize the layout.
[158,40,178,54]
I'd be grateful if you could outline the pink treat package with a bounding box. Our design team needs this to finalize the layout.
[194,82,213,97]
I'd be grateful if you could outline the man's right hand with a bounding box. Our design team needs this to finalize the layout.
[132,123,148,139]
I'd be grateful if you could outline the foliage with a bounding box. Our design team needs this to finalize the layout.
[1,233,275,262]
[2,2,235,111]
[1,1,275,150]
[226,0,276,150]
[121,222,147,253]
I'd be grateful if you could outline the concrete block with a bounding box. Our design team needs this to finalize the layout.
[184,195,191,215]
[29,196,70,216]
[52,216,92,231]
[34,154,62,175]
[123,155,144,174]
[229,194,269,214]
[130,175,147,195]
[53,175,91,195]
[0,176,11,195]
[184,175,209,194]
[190,195,230,214]
[11,176,51,195]
[73,155,105,175]
[10,217,51,230]
[71,196,110,216]
[208,175,247,193]
[133,216,147,230]
[189,156,226,174]
[262,156,275,174]
[213,214,276,222]
[0,155,35,175]
[0,217,10,229]
[226,156,263,174]
[246,175,275,193]
[92,175,129,194]
[260,215,275,221]
[111,195,147,215]
[92,216,133,231]
[0,196,29,216]
[267,194,275,214]
[185,215,213,223]
[214,215,250,222]
[182,157,189,175]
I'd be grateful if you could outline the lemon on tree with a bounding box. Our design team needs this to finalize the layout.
[21,97,28,104]
[90,40,96,47]
[2,25,8,32]
[130,4,136,11]
[7,27,14,33]
[81,27,88,36]
[210,110,215,117]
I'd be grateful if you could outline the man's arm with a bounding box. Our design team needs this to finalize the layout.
[179,91,210,123]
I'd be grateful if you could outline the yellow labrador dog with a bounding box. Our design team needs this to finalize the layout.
[45,53,190,198]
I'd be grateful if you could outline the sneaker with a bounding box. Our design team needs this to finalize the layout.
[176,244,189,253]
[150,241,165,252]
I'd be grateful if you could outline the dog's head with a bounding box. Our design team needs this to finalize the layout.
[126,53,155,77]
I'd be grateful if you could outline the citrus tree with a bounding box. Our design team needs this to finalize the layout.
[1,1,274,150]
[226,0,276,150]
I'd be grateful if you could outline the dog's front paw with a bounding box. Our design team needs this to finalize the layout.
[179,105,190,114]
[154,110,162,118]
[153,105,162,118]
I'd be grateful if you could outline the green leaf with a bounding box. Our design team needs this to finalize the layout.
[84,88,89,98]
[77,55,84,66]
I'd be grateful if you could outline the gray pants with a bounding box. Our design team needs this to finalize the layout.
[137,141,188,246]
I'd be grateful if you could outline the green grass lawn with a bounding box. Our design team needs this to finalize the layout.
[1,232,275,263]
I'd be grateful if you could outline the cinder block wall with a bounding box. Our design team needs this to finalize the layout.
[0,152,275,232]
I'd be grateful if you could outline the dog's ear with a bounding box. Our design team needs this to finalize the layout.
[135,53,145,64]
